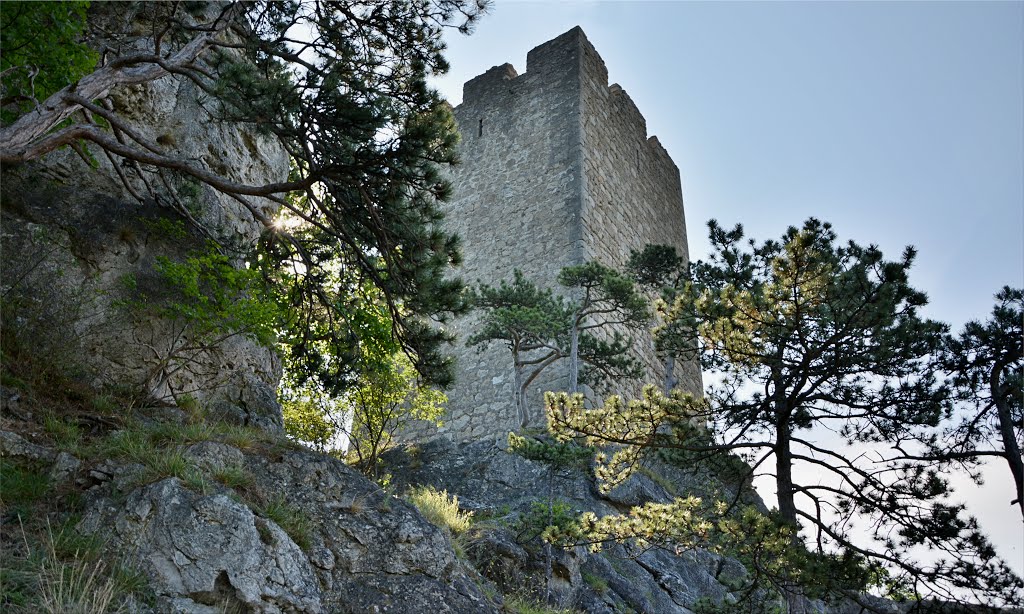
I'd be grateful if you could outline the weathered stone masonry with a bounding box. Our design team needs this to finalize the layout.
[411,27,701,442]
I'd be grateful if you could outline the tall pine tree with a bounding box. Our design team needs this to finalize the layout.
[548,219,1023,608]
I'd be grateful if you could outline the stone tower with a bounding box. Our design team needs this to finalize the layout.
[418,27,701,441]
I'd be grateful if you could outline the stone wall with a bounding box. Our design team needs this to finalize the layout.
[577,35,703,399]
[405,27,699,442]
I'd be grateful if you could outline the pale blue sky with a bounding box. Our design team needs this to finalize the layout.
[433,0,1024,579]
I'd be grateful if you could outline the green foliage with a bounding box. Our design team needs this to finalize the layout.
[228,1,485,390]
[4,0,487,402]
[546,387,706,494]
[283,329,447,477]
[119,237,280,401]
[1,520,151,613]
[467,270,570,426]
[0,1,97,123]
[345,350,446,476]
[149,247,278,347]
[43,415,84,451]
[581,570,609,595]
[545,220,1024,607]
[257,495,312,551]
[514,499,582,545]
[507,433,592,470]
[281,390,339,452]
[627,244,693,392]
[141,217,189,241]
[406,486,474,535]
[0,459,51,513]
[212,464,253,490]
[557,261,649,394]
[468,262,649,426]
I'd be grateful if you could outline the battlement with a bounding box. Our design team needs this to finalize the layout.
[462,63,518,104]
[608,84,647,139]
[458,27,672,179]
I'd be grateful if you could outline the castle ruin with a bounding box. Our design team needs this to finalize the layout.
[422,27,701,441]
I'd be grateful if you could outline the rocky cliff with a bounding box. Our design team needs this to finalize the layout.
[1,2,285,428]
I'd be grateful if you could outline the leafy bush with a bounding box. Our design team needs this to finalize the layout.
[118,234,280,403]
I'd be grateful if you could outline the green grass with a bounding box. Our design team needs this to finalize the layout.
[42,415,83,452]
[407,486,474,535]
[212,464,253,489]
[581,570,609,594]
[1,520,151,613]
[0,459,51,511]
[505,594,581,614]
[257,495,312,550]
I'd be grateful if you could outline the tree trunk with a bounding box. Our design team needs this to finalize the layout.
[514,361,528,428]
[992,364,1024,519]
[544,468,554,602]
[663,354,676,392]
[775,419,798,526]
[568,321,580,394]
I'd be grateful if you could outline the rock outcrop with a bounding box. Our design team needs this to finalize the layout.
[2,418,499,613]
[382,437,766,614]
[0,3,286,427]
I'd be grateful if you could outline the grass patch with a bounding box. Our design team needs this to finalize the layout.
[505,594,581,614]
[0,459,51,512]
[42,415,83,452]
[406,486,474,535]
[581,570,609,594]
[212,464,253,489]
[85,418,287,491]
[256,495,312,550]
[1,371,29,390]
[1,520,151,613]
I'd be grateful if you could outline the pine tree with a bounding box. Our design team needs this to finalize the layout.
[466,271,570,427]
[627,244,690,391]
[558,261,649,394]
[936,287,1023,519]
[467,263,649,427]
[546,219,1023,608]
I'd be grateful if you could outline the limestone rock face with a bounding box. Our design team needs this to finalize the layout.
[383,438,751,614]
[243,449,495,613]
[76,442,498,614]
[81,478,322,614]
[0,7,288,424]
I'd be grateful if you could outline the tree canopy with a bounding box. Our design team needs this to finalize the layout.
[467,263,648,427]
[547,219,1023,608]
[0,0,489,393]
[935,286,1023,519]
